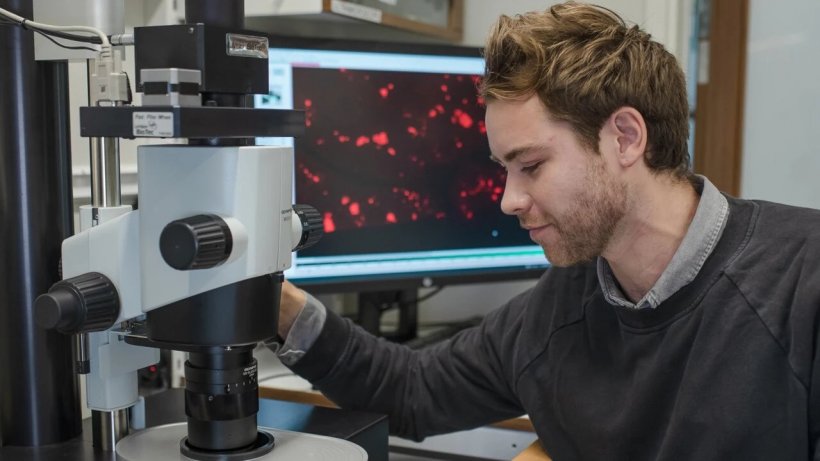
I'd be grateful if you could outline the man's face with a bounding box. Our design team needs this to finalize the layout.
[485,95,627,266]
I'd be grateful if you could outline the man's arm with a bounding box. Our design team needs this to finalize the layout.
[265,281,326,366]
[278,280,307,339]
[275,281,528,441]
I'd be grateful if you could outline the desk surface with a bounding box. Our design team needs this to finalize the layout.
[258,375,535,433]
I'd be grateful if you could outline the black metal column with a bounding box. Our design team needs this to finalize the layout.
[0,0,81,447]
[185,0,244,28]
[184,0,250,144]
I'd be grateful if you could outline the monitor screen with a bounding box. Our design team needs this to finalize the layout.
[255,37,548,292]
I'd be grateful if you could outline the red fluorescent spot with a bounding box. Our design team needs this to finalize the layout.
[312,176,320,183]
[458,112,474,128]
[456,140,463,149]
[436,212,446,219]
[338,135,350,143]
[428,109,437,118]
[466,211,474,219]
[372,132,389,146]
[349,202,360,216]
[411,213,418,221]
[386,212,397,223]
[387,147,397,156]
[478,120,487,134]
[339,68,348,73]
[367,197,375,205]
[305,120,312,127]
[323,213,336,233]
[316,138,325,145]
[491,194,499,202]
[462,98,469,105]
[494,187,503,194]
[445,95,451,101]
[440,84,448,92]
[356,136,370,147]
[388,83,394,90]
[304,99,312,108]
[436,104,445,113]
[341,196,350,205]
[460,191,467,198]
[333,130,340,136]
[322,190,329,196]
[379,87,389,98]
[407,126,418,136]
[477,96,485,106]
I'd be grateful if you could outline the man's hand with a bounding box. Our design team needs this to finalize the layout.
[278,280,307,339]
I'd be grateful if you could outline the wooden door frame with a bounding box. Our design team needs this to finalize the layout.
[693,0,750,196]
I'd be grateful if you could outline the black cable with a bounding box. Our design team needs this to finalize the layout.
[414,286,445,303]
[32,28,99,52]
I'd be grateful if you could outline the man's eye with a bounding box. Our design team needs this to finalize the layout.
[521,162,542,174]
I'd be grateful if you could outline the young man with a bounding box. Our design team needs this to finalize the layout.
[269,3,820,459]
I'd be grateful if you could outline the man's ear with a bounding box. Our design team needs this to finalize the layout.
[605,107,647,168]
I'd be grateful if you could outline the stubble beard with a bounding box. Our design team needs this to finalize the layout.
[540,160,627,267]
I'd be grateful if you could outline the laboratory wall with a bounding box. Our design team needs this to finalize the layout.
[739,0,820,209]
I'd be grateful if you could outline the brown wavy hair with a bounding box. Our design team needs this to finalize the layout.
[480,2,691,179]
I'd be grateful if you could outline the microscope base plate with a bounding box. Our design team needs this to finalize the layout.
[116,423,367,461]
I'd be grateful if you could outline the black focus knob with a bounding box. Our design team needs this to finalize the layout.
[292,204,323,251]
[160,214,233,270]
[35,272,120,334]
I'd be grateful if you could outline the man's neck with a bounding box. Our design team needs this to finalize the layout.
[603,177,699,303]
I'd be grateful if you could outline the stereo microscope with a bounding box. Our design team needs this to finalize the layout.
[24,3,366,460]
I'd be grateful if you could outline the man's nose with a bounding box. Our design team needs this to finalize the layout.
[500,176,529,216]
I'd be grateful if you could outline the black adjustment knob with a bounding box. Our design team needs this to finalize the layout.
[292,204,323,251]
[160,214,233,270]
[35,272,120,334]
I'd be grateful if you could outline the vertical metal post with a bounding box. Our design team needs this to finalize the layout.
[92,407,130,451]
[90,137,122,208]
[85,58,128,450]
[87,60,123,209]
[0,0,81,446]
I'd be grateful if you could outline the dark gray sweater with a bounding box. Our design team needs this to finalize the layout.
[290,196,820,460]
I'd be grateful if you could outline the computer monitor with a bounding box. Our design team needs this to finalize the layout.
[255,36,548,295]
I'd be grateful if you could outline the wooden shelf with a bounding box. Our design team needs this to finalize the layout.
[245,0,463,42]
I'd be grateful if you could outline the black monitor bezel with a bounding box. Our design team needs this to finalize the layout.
[261,34,548,293]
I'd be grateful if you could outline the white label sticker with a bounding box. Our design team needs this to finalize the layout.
[330,0,383,24]
[133,112,174,137]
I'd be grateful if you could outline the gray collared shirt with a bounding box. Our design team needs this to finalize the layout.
[273,176,730,365]
[597,176,729,309]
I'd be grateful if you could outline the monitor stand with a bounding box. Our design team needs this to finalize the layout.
[357,289,418,343]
